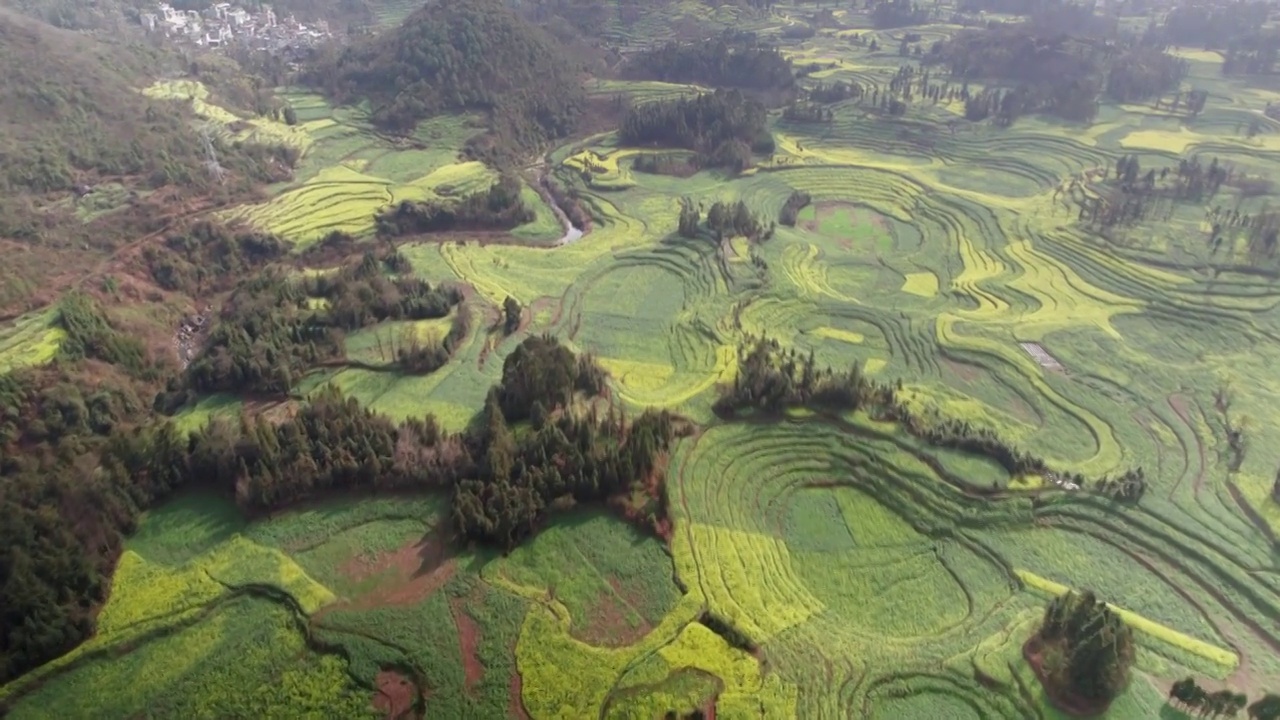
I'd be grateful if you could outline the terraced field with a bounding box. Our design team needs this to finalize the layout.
[216,90,563,248]
[5,4,1280,718]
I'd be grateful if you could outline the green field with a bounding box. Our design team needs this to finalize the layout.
[5,2,1280,717]
[214,89,565,249]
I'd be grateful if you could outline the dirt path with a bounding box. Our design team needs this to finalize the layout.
[448,596,484,694]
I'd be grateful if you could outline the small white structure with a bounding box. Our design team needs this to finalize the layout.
[1019,342,1066,373]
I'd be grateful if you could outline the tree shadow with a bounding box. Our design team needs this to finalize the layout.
[1159,702,1195,720]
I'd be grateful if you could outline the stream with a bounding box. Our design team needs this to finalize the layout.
[533,160,584,246]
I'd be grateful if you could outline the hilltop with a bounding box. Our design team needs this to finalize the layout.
[305,0,585,163]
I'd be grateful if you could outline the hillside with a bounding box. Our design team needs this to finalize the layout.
[0,11,209,197]
[305,0,585,163]
[0,10,291,313]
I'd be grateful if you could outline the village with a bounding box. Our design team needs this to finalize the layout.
[140,1,333,55]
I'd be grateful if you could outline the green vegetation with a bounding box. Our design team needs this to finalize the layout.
[619,90,774,171]
[5,0,1280,717]
[305,0,584,162]
[621,32,796,94]
[1028,589,1136,713]
[0,9,294,315]
[375,176,536,236]
[181,249,463,396]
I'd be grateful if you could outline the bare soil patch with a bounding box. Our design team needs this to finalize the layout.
[321,527,457,614]
[372,670,419,720]
[449,595,485,694]
[509,668,530,720]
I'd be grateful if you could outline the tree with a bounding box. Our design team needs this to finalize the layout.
[502,296,522,335]
[678,197,701,238]
[1034,590,1135,706]
[1249,694,1280,720]
[282,105,298,125]
[1171,677,1195,703]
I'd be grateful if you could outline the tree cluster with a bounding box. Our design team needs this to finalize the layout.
[1104,48,1189,104]
[932,24,1186,125]
[303,0,584,164]
[631,153,700,178]
[715,336,1147,500]
[678,198,702,239]
[1032,590,1136,707]
[676,199,770,242]
[622,32,795,93]
[144,221,288,295]
[1069,155,1232,237]
[713,336,885,416]
[184,251,463,396]
[1168,678,1251,719]
[807,80,864,104]
[779,191,812,226]
[1148,1,1273,64]
[55,292,149,377]
[782,101,836,124]
[870,0,930,29]
[706,201,767,242]
[493,334,606,421]
[619,90,773,171]
[454,384,676,547]
[375,176,535,236]
[0,368,154,684]
[0,330,677,683]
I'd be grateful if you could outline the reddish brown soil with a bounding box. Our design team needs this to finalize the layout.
[1023,636,1111,717]
[372,670,419,720]
[449,596,485,694]
[509,669,530,720]
[574,576,653,647]
[318,530,456,616]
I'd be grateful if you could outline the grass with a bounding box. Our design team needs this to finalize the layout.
[0,308,64,373]
[11,10,1280,717]
[491,512,682,646]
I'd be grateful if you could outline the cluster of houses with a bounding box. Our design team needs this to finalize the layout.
[140,2,331,53]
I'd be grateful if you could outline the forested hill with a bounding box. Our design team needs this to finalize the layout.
[0,8,293,317]
[305,0,585,163]
[0,10,205,196]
